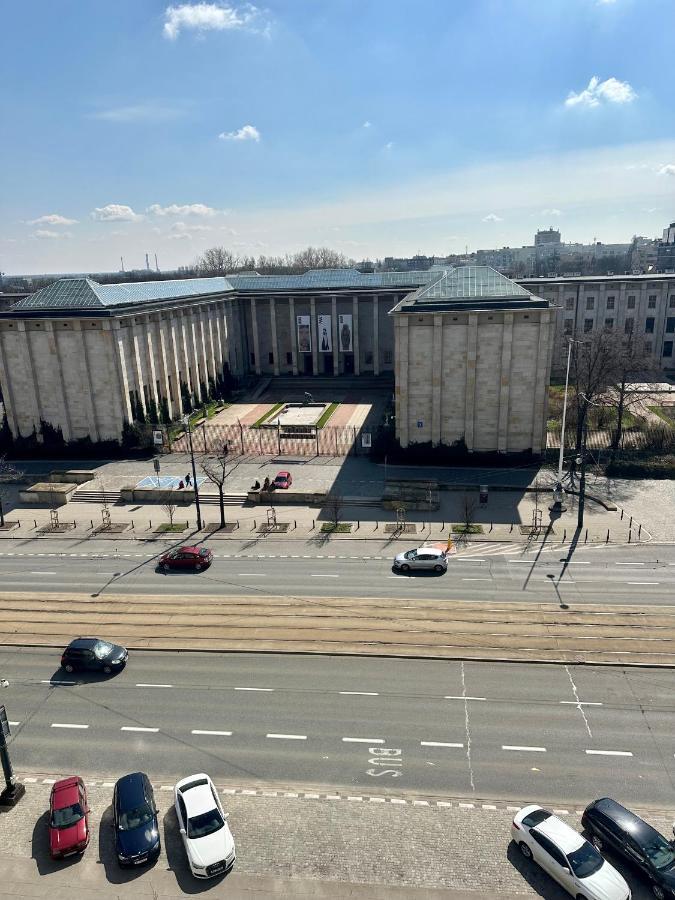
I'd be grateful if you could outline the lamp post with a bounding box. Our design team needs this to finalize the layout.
[0,680,24,808]
[551,338,584,512]
[576,395,592,530]
[182,415,202,531]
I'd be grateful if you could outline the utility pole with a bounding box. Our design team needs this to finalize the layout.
[183,415,202,530]
[0,684,25,807]
[576,416,588,530]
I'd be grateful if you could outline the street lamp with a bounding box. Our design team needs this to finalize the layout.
[551,338,585,513]
[182,415,203,531]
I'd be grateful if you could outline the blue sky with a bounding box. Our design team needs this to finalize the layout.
[1,0,674,273]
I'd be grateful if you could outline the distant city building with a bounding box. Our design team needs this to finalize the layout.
[534,228,561,246]
[657,222,675,273]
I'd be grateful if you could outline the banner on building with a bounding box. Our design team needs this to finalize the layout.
[318,314,332,352]
[338,314,353,352]
[296,315,311,353]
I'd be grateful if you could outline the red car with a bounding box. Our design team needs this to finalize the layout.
[49,777,90,859]
[158,546,213,572]
[273,470,293,489]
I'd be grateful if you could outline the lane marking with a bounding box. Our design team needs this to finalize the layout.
[420,741,464,748]
[627,582,659,585]
[136,683,173,688]
[586,749,633,757]
[8,721,20,727]
[121,726,159,733]
[29,571,57,575]
[51,723,89,729]
[616,562,644,566]
[560,701,602,706]
[266,733,307,740]
[191,729,232,736]
[339,691,379,696]
[234,687,274,692]
[41,680,76,686]
[564,664,593,740]
[462,577,492,581]
[342,737,384,744]
[445,695,486,701]
[237,573,267,577]
[310,574,339,578]
[502,745,546,753]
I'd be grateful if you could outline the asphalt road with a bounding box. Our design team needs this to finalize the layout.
[1,536,675,604]
[2,649,675,810]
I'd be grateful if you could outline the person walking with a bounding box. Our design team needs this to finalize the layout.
[185,472,191,487]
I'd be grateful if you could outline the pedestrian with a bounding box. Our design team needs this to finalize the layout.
[185,472,191,487]
[178,479,184,490]
[223,440,229,458]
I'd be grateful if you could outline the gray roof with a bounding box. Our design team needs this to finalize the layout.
[392,266,548,313]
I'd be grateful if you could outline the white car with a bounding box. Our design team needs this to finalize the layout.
[511,805,631,900]
[174,774,235,878]
[393,546,447,573]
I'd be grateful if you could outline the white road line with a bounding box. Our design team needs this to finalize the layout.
[445,695,486,701]
[237,573,267,577]
[586,749,633,757]
[29,571,57,575]
[567,561,591,565]
[8,721,20,727]
[136,683,173,688]
[457,559,486,563]
[627,582,659,585]
[616,562,644,565]
[191,730,232,736]
[460,661,476,794]
[310,574,339,577]
[339,691,379,696]
[564,664,593,740]
[342,737,384,744]
[234,687,274,692]
[420,741,464,748]
[560,701,603,706]
[120,726,159,733]
[41,680,76,685]
[266,733,307,740]
[51,723,89,729]
[462,577,492,581]
[502,745,547,752]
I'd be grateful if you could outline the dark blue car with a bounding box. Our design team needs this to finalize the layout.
[113,773,161,867]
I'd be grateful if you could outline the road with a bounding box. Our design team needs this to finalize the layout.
[0,536,675,604]
[2,649,675,810]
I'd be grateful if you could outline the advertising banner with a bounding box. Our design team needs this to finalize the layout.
[296,315,311,353]
[318,314,332,352]
[338,313,353,352]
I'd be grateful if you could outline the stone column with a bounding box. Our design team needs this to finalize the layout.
[75,321,101,441]
[497,313,514,452]
[153,315,172,417]
[352,296,360,375]
[142,316,160,412]
[531,310,553,453]
[396,317,409,447]
[129,320,147,414]
[251,298,262,375]
[18,322,44,427]
[431,314,443,446]
[101,321,129,434]
[331,295,339,376]
[0,330,20,437]
[310,296,318,375]
[165,312,183,416]
[111,321,134,425]
[289,297,299,375]
[373,295,380,375]
[44,321,73,441]
[269,297,280,376]
[464,313,478,451]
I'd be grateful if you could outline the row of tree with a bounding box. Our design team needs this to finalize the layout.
[192,246,358,277]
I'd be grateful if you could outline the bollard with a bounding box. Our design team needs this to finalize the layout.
[236,520,239,529]
[563,528,566,542]
[186,521,189,529]
[34,519,37,529]
[356,520,360,530]
[584,529,588,543]
[442,521,445,531]
[149,520,152,529]
[628,529,632,543]
[131,519,134,529]
[294,520,297,530]
[606,529,610,543]
[312,519,315,529]
[374,521,378,530]
[489,522,493,533]
[638,523,642,538]
[510,523,513,532]
[621,508,624,520]
[629,516,632,530]
[253,519,257,530]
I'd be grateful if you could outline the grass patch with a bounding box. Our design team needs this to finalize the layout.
[606,455,675,479]
[316,402,339,428]
[649,405,675,427]
[320,522,352,533]
[451,523,484,534]
[252,402,284,428]
[156,522,188,532]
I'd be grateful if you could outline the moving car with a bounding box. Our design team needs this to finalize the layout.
[393,547,448,573]
[49,776,90,859]
[174,773,235,879]
[273,470,293,489]
[582,797,675,899]
[61,638,128,674]
[159,546,213,572]
[511,805,631,900]
[113,772,161,867]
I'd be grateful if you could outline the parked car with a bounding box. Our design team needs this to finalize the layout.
[158,546,213,572]
[174,773,235,879]
[61,638,128,674]
[511,804,631,900]
[49,776,90,859]
[583,797,675,899]
[113,772,161,867]
[273,470,293,489]
[393,547,448,573]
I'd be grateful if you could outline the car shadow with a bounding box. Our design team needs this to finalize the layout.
[390,567,445,577]
[98,804,154,884]
[31,809,82,876]
[506,841,569,899]
[45,668,119,686]
[578,833,657,900]
[162,807,228,894]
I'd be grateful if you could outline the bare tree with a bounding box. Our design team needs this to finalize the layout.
[570,329,619,453]
[461,494,477,533]
[201,457,239,528]
[162,502,177,527]
[195,247,239,276]
[324,490,343,528]
[605,329,661,452]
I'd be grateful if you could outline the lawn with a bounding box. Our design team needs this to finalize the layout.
[252,402,284,428]
[320,522,352,533]
[156,523,188,532]
[649,405,675,427]
[451,524,484,534]
[316,402,339,428]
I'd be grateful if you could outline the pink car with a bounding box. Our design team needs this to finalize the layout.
[273,471,293,489]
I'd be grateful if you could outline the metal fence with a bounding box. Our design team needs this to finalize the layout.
[547,425,675,452]
[168,423,375,457]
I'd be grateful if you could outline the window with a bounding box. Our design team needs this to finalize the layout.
[627,295,636,309]
[606,296,615,310]
[383,349,393,364]
[648,295,657,308]
[268,352,274,364]
[604,318,614,329]
[584,318,593,333]
[565,297,574,310]
[585,297,595,310]
[664,341,673,358]
[646,317,655,334]
[564,319,573,335]
[667,318,675,333]
[286,351,293,365]
[624,317,634,334]
[670,295,675,309]
[250,352,255,365]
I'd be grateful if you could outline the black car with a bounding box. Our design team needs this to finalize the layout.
[582,797,675,899]
[61,638,128,674]
[113,772,161,867]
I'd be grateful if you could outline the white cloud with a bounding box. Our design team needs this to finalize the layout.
[168,232,193,240]
[91,204,142,222]
[362,121,372,128]
[218,124,260,142]
[541,208,562,216]
[658,164,675,176]
[482,213,503,222]
[384,141,394,151]
[32,229,72,240]
[148,202,219,217]
[565,75,637,108]
[27,213,78,226]
[92,104,181,123]
[170,221,212,233]
[163,2,261,40]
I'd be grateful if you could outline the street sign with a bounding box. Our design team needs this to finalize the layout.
[0,706,10,740]
[153,458,161,474]
[417,420,423,428]
[153,430,163,445]
[361,433,371,448]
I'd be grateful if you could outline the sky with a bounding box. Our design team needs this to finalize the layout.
[1,0,675,275]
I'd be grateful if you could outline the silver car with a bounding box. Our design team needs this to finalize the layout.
[393,547,447,573]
